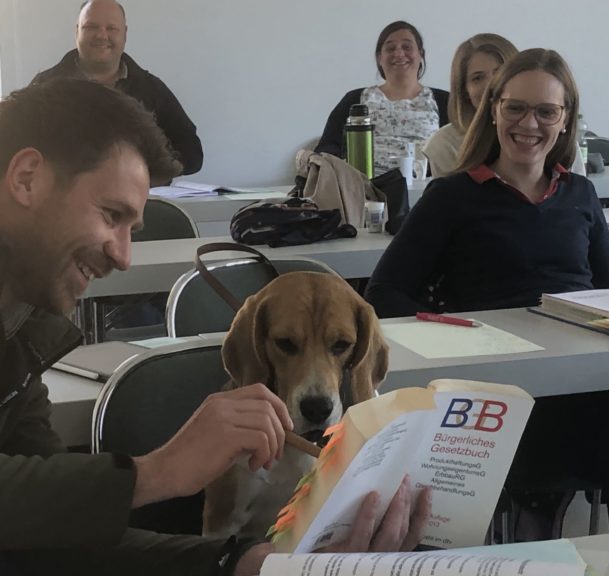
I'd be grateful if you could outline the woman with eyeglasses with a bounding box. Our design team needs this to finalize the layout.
[315,20,448,177]
[365,48,609,319]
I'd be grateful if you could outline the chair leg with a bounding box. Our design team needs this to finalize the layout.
[485,518,494,545]
[589,489,602,535]
[551,490,576,540]
[501,507,512,543]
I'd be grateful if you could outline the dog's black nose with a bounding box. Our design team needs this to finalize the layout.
[300,396,333,424]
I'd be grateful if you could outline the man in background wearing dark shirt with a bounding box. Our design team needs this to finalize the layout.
[32,0,203,176]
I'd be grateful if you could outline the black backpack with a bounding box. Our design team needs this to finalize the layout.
[230,197,356,248]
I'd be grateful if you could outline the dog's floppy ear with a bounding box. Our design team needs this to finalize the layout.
[348,301,389,404]
[222,294,271,387]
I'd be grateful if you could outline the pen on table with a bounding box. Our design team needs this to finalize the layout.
[284,429,321,458]
[416,312,481,328]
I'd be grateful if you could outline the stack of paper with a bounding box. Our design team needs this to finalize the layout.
[150,183,219,198]
[532,289,609,333]
[150,181,289,200]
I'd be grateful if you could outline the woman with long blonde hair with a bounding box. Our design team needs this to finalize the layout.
[423,33,517,177]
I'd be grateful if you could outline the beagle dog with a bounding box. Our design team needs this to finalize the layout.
[202,271,389,540]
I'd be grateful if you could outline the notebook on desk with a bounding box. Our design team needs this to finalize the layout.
[53,341,146,382]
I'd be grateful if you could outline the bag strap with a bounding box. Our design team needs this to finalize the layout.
[195,242,279,312]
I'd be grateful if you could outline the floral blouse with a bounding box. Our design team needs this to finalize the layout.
[361,86,440,176]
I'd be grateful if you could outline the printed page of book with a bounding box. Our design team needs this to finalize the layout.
[293,409,429,552]
[260,539,586,576]
[274,389,435,553]
[382,322,544,359]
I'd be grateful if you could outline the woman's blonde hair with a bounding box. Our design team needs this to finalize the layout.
[448,33,518,132]
[455,48,579,173]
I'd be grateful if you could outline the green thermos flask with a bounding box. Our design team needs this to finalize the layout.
[345,104,374,179]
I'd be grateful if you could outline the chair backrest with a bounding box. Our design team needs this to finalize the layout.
[586,137,609,166]
[92,339,227,533]
[166,257,339,337]
[132,196,199,242]
[102,197,199,340]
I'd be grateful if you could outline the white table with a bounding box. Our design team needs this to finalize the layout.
[45,308,609,447]
[571,534,609,575]
[77,230,391,342]
[170,180,430,237]
[381,308,609,398]
[175,173,609,237]
[45,369,104,448]
[85,233,390,299]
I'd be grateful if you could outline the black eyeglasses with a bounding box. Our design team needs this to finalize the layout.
[498,98,566,126]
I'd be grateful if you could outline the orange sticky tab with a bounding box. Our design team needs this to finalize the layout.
[320,450,340,471]
[274,510,296,530]
[277,503,292,518]
[288,482,311,505]
[324,422,344,437]
[323,432,343,451]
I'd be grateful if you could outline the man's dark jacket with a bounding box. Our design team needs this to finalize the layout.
[0,249,231,574]
[32,50,203,175]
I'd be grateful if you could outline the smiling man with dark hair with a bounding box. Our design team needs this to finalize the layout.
[0,78,430,576]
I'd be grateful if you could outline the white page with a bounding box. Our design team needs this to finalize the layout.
[149,186,216,198]
[170,181,219,192]
[129,336,192,349]
[222,191,288,201]
[261,547,584,576]
[294,411,427,552]
[382,322,544,359]
[544,289,609,315]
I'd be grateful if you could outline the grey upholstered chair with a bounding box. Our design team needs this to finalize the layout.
[92,339,226,534]
[131,196,198,242]
[102,197,199,341]
[586,137,609,166]
[166,256,339,337]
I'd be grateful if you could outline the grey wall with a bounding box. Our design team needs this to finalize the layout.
[1,0,607,186]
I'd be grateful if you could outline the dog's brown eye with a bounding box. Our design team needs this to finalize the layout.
[331,340,352,356]
[275,338,298,355]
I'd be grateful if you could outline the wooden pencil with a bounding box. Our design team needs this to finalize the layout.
[284,429,321,458]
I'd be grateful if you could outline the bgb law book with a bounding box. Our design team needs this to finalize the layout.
[530,289,609,333]
[268,379,533,552]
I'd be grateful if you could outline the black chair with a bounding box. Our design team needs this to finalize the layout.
[131,196,199,242]
[586,137,609,166]
[91,340,227,534]
[503,391,608,541]
[166,256,339,337]
[101,197,199,341]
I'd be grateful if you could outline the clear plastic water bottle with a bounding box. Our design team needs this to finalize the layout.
[345,104,374,179]
[577,113,588,167]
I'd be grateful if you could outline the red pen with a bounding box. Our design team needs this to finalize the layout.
[416,312,481,328]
